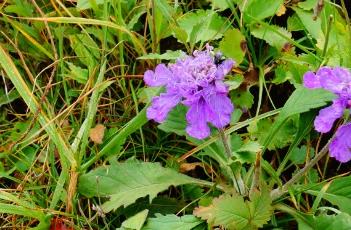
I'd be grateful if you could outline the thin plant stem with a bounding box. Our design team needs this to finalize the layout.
[270,136,333,200]
[219,129,245,195]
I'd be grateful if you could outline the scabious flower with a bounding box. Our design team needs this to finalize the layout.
[144,45,234,139]
[303,66,351,162]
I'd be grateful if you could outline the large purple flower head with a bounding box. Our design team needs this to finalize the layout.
[303,66,351,162]
[144,45,235,139]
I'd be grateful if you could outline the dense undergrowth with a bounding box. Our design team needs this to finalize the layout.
[1,0,351,229]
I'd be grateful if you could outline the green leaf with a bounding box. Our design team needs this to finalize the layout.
[137,50,186,60]
[219,29,246,64]
[230,89,254,109]
[211,0,232,11]
[142,214,203,230]
[194,190,273,230]
[78,161,202,213]
[305,176,351,214]
[248,116,298,150]
[293,7,322,40]
[290,145,315,164]
[65,62,88,84]
[225,75,244,91]
[287,14,305,32]
[176,10,230,44]
[158,105,187,136]
[279,87,336,119]
[243,0,284,24]
[121,209,149,230]
[77,0,106,10]
[251,24,292,51]
[314,212,351,229]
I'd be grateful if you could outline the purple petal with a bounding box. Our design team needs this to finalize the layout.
[303,71,321,89]
[205,93,234,128]
[146,91,181,123]
[329,123,351,163]
[144,64,172,87]
[333,67,351,82]
[314,99,345,133]
[215,59,234,79]
[318,67,344,93]
[186,99,211,139]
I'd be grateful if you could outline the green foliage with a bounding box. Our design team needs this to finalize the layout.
[305,176,351,214]
[251,24,292,51]
[243,0,284,24]
[142,214,203,230]
[219,29,246,64]
[194,190,273,230]
[78,161,203,212]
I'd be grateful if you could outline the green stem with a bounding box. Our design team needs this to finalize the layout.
[270,136,332,200]
[219,129,245,195]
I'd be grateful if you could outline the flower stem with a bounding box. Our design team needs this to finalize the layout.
[219,129,246,195]
[270,137,332,200]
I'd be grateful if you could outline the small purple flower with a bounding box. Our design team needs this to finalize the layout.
[329,123,351,163]
[303,66,351,162]
[144,45,235,139]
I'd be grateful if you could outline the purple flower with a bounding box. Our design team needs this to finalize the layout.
[329,123,351,163]
[303,66,351,162]
[144,45,235,139]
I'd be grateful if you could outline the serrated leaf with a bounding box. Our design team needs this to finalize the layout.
[243,0,284,24]
[287,14,305,32]
[78,161,200,213]
[219,29,246,64]
[230,89,254,109]
[251,24,292,51]
[142,214,203,230]
[77,0,106,10]
[194,190,273,230]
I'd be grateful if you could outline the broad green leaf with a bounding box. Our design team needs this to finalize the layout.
[305,176,351,214]
[78,161,202,212]
[121,209,149,230]
[211,0,232,11]
[219,29,246,64]
[194,190,273,229]
[293,7,322,40]
[251,24,292,51]
[314,212,351,229]
[230,89,254,109]
[248,116,298,150]
[287,14,304,32]
[158,105,187,136]
[261,87,335,152]
[243,0,284,24]
[176,10,230,43]
[142,214,203,230]
[290,145,315,165]
[225,75,244,91]
[298,0,318,10]
[137,50,185,60]
[278,87,335,119]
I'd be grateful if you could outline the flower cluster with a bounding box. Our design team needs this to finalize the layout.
[144,45,234,139]
[303,67,351,162]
